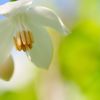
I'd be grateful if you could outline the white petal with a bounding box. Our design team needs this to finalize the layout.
[0,0,32,16]
[0,55,14,81]
[0,19,14,65]
[26,24,53,68]
[27,6,68,35]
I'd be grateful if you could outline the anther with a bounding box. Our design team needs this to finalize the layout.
[13,37,21,51]
[26,31,31,45]
[28,31,34,43]
[20,31,26,45]
[16,32,22,50]
[13,30,34,51]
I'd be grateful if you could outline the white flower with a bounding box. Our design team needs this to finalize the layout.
[0,56,14,81]
[0,0,67,74]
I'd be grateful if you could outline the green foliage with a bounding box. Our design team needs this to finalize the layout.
[0,83,38,100]
[10,0,17,1]
[59,1,100,99]
[59,20,100,100]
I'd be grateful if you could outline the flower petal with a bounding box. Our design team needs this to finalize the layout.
[0,55,14,81]
[0,0,32,16]
[26,24,53,68]
[27,6,68,35]
[0,19,14,65]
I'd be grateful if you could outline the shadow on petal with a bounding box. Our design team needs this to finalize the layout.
[0,55,14,81]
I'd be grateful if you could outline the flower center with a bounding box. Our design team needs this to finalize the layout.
[13,30,34,51]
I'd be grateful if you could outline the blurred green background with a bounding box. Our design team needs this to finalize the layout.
[0,0,100,100]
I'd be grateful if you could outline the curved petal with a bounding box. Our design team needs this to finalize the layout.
[27,6,68,35]
[0,0,32,16]
[0,55,14,81]
[26,24,53,68]
[0,19,14,65]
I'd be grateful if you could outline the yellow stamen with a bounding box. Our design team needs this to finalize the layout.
[16,32,22,50]
[20,31,26,45]
[13,30,33,51]
[28,31,34,43]
[26,31,31,45]
[22,44,26,51]
[13,37,20,51]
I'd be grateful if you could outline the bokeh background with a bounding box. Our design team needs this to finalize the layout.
[0,0,100,100]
